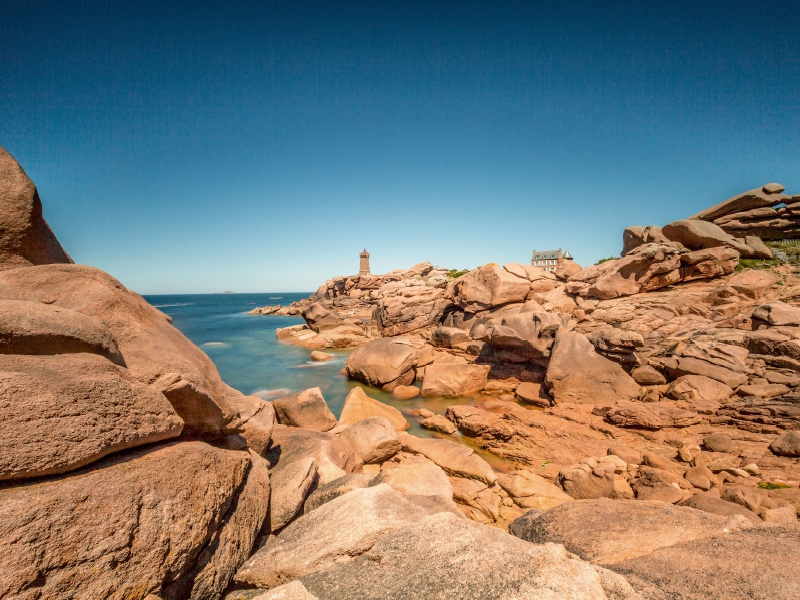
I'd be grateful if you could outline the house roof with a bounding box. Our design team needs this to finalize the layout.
[531,250,560,260]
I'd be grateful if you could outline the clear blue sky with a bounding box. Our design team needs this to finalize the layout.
[3,1,799,293]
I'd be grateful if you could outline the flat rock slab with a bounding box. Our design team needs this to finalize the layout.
[234,484,433,589]
[273,512,618,600]
[0,298,124,364]
[0,353,183,480]
[399,432,497,485]
[0,441,250,600]
[612,525,800,600]
[512,498,752,564]
[605,400,702,430]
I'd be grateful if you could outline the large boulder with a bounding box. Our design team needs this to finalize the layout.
[269,457,319,531]
[665,374,735,403]
[555,462,618,500]
[451,263,531,311]
[510,498,752,564]
[234,484,437,589]
[268,425,363,486]
[753,301,800,326]
[420,363,490,397]
[265,512,622,599]
[272,388,337,432]
[399,432,497,485]
[611,525,800,600]
[369,459,454,501]
[0,298,124,364]
[339,386,409,431]
[0,145,72,271]
[339,416,401,463]
[232,395,276,455]
[0,441,260,600]
[662,219,753,255]
[165,450,271,600]
[0,264,243,435]
[605,401,703,429]
[728,270,780,299]
[471,311,563,358]
[429,326,470,348]
[769,431,800,457]
[679,493,762,525]
[303,473,376,514]
[344,338,418,391]
[0,353,183,481]
[545,330,640,405]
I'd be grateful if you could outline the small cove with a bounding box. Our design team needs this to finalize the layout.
[144,293,512,472]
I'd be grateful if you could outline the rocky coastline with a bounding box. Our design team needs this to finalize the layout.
[1,143,799,600]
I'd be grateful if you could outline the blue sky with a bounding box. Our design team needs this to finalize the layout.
[3,0,799,293]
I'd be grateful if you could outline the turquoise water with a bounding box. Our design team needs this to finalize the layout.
[142,293,488,444]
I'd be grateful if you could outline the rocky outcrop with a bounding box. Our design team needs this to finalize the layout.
[268,425,363,486]
[339,386,409,431]
[0,146,72,271]
[300,303,343,333]
[373,288,451,337]
[662,219,755,256]
[420,363,490,396]
[0,353,183,480]
[567,243,739,300]
[344,337,418,390]
[338,416,401,463]
[471,310,563,358]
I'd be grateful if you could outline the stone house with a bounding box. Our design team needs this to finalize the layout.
[531,248,572,272]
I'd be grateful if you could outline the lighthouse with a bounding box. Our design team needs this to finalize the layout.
[359,249,371,276]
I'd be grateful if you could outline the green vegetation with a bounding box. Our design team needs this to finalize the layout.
[735,258,782,271]
[757,482,792,490]
[446,269,469,279]
[594,256,617,265]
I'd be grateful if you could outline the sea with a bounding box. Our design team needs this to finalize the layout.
[142,293,502,452]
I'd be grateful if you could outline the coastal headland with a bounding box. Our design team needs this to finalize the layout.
[1,144,799,599]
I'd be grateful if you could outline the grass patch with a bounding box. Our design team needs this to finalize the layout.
[736,258,782,271]
[757,482,792,490]
[595,256,617,265]
[446,269,469,279]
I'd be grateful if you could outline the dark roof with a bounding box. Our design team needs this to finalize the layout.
[531,250,560,260]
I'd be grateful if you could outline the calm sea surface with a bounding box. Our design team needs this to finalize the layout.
[142,293,505,458]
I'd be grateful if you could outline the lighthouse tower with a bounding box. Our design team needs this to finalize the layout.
[359,249,371,276]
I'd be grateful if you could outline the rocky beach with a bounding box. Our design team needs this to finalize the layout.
[2,143,800,600]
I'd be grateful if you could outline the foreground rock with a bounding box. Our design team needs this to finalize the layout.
[234,484,439,589]
[0,353,183,480]
[267,425,363,486]
[0,442,259,600]
[339,386,409,431]
[545,330,640,405]
[339,416,401,463]
[511,498,752,564]
[0,264,242,435]
[344,338,418,390]
[420,363,490,396]
[263,512,628,600]
[612,525,800,600]
[399,432,497,485]
[0,146,73,271]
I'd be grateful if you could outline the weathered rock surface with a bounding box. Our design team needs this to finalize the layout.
[770,431,800,457]
[496,470,573,510]
[0,146,72,271]
[300,303,343,333]
[679,493,762,525]
[661,219,753,255]
[272,512,619,600]
[399,432,497,484]
[302,472,376,514]
[0,353,183,480]
[546,330,641,405]
[665,374,734,402]
[451,263,531,311]
[0,298,124,364]
[471,311,563,358]
[0,264,242,435]
[339,386,409,431]
[605,401,703,429]
[753,301,800,326]
[339,416,401,463]
[0,442,253,600]
[344,338,418,390]
[269,457,318,531]
[234,484,436,589]
[611,525,800,600]
[511,498,752,564]
[369,459,454,501]
[233,395,276,455]
[420,363,490,396]
[267,425,363,486]
[272,388,337,432]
